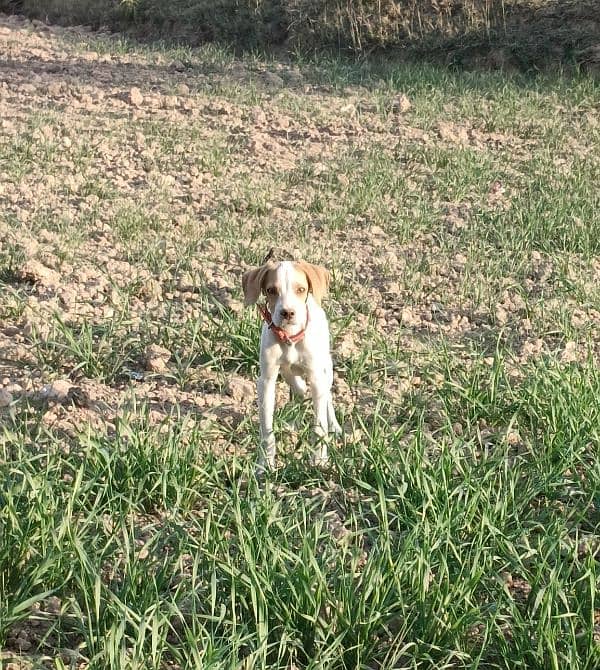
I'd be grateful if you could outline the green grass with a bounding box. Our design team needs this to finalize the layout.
[1,21,600,670]
[3,365,600,668]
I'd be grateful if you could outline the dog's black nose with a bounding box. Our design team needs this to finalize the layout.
[280,309,295,320]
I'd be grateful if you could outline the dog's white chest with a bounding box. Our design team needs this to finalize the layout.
[278,342,308,374]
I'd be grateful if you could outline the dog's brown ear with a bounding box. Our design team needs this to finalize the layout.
[242,264,270,306]
[295,260,330,305]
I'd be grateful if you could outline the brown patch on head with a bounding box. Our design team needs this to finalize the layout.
[261,266,281,313]
[242,262,278,306]
[294,260,330,305]
[289,266,310,295]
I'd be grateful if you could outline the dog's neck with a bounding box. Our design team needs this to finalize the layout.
[258,303,309,345]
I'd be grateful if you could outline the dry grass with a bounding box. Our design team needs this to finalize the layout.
[285,0,509,50]
[7,0,600,70]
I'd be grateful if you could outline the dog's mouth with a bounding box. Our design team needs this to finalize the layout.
[276,316,298,329]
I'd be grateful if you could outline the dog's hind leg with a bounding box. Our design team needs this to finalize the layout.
[279,366,308,433]
[327,396,342,435]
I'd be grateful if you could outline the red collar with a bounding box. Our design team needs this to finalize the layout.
[258,303,309,345]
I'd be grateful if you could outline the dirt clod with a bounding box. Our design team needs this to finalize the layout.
[0,389,13,407]
[128,86,144,106]
[18,259,61,287]
[144,344,171,373]
[37,380,74,402]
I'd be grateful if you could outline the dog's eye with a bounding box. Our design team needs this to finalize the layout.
[266,287,278,296]
[296,287,306,293]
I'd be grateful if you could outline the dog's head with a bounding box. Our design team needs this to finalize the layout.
[242,260,330,329]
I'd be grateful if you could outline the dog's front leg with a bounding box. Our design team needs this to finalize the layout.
[257,367,279,473]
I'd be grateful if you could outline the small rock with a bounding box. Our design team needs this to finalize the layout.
[162,95,179,109]
[261,71,284,88]
[144,344,171,372]
[147,409,166,425]
[324,511,349,541]
[337,333,357,358]
[452,422,464,436]
[520,338,544,358]
[284,69,304,86]
[358,100,377,113]
[60,649,79,664]
[251,107,267,125]
[0,389,13,407]
[176,82,189,95]
[222,298,243,314]
[560,341,578,363]
[45,595,62,614]
[506,430,521,445]
[392,93,411,113]
[138,279,162,300]
[15,637,32,651]
[495,305,508,324]
[430,301,446,315]
[128,87,144,106]
[437,121,469,144]
[400,306,421,328]
[47,81,63,96]
[38,379,73,402]
[225,377,255,403]
[18,259,61,287]
[230,63,248,81]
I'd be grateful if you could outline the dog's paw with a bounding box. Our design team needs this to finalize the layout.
[256,435,276,477]
[310,446,329,467]
[329,420,342,436]
[256,457,276,478]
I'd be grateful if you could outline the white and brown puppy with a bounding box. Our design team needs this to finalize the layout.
[242,259,341,472]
